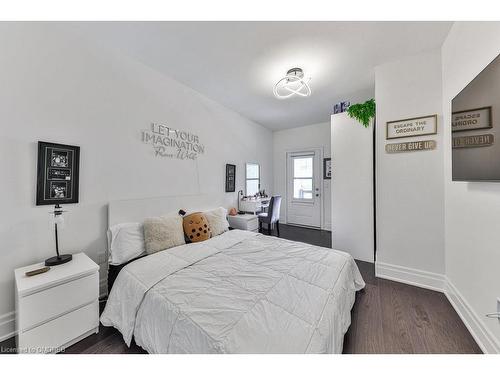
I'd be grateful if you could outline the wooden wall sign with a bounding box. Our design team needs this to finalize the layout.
[452,107,492,132]
[386,114,437,140]
[385,140,436,153]
[452,134,494,148]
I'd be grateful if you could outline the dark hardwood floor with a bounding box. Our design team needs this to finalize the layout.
[274,224,480,354]
[0,224,481,354]
[343,262,481,353]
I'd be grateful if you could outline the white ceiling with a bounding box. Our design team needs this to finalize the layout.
[72,22,452,131]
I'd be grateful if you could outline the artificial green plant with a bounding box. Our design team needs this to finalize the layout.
[346,98,375,128]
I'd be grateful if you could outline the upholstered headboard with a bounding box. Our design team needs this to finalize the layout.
[107,193,235,228]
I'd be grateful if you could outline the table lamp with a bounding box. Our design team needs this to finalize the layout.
[237,190,245,215]
[45,204,73,266]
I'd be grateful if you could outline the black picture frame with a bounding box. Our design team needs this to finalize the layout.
[225,164,236,192]
[36,141,80,206]
[323,158,332,179]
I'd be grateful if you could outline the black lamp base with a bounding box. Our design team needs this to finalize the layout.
[45,254,73,266]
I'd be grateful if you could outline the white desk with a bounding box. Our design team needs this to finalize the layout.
[239,197,271,215]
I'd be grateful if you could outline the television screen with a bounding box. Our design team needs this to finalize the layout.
[452,54,500,181]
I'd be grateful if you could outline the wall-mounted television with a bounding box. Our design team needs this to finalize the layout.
[452,54,500,181]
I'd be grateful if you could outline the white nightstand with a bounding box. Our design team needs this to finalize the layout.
[227,214,259,232]
[15,252,99,353]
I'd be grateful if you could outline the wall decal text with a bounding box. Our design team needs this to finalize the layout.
[142,123,205,160]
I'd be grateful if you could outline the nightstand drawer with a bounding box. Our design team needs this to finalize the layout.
[19,300,98,353]
[247,218,259,232]
[18,272,98,331]
[227,214,259,231]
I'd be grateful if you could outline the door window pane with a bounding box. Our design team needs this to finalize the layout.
[292,156,313,200]
[293,157,313,178]
[293,178,313,199]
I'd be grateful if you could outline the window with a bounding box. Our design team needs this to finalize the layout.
[246,163,260,196]
[292,156,313,200]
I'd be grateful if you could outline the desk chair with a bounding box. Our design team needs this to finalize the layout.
[258,196,282,237]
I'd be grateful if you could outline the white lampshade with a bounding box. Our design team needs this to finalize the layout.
[54,214,65,226]
[51,206,67,228]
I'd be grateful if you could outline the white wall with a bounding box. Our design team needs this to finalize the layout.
[375,49,445,276]
[273,122,331,230]
[442,22,500,352]
[0,23,273,340]
[374,27,500,352]
[331,113,374,262]
[451,54,500,180]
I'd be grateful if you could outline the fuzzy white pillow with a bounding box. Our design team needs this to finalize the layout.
[204,207,229,237]
[143,215,185,254]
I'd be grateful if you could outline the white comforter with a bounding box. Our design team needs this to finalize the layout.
[100,230,365,353]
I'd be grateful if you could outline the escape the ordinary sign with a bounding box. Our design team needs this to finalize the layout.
[142,123,205,160]
[452,107,492,132]
[385,140,436,154]
[386,115,437,140]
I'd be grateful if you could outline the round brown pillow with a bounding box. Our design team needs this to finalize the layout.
[183,212,211,243]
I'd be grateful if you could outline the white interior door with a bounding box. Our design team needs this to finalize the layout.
[286,150,322,228]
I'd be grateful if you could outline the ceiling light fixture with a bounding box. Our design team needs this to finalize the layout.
[273,67,311,99]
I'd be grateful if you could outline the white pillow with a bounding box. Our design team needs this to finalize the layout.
[108,222,146,265]
[143,215,185,254]
[204,207,229,237]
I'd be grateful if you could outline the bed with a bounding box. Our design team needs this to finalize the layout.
[100,196,365,354]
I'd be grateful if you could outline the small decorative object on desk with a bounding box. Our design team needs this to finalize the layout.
[256,189,268,198]
[45,204,73,266]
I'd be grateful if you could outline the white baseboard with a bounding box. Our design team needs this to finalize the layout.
[280,217,332,231]
[376,261,500,354]
[375,261,446,292]
[0,311,15,342]
[444,277,500,354]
